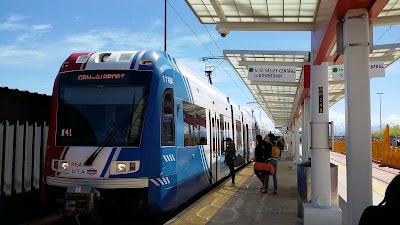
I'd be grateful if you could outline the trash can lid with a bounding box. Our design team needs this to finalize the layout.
[297,161,337,167]
[298,161,311,167]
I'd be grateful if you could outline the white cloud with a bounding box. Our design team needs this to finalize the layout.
[0,14,25,31]
[371,113,400,126]
[32,24,52,31]
[167,33,213,56]
[383,114,400,125]
[329,110,346,127]
[150,19,163,28]
[0,45,43,58]
[0,14,52,41]
[64,28,163,51]
[330,110,400,133]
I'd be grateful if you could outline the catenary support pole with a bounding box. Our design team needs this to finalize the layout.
[344,8,373,225]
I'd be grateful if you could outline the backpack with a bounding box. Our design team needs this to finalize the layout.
[271,144,280,158]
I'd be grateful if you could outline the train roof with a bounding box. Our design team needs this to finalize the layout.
[176,60,231,105]
[176,58,255,119]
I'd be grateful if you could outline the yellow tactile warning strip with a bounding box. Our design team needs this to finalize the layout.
[168,164,254,225]
[337,164,386,196]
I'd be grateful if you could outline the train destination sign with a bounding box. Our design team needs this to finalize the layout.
[77,73,126,81]
[331,61,385,81]
[247,65,297,82]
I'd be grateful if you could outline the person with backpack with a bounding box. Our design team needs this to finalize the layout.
[224,138,236,187]
[261,135,278,194]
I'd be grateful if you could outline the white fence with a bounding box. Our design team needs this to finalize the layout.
[0,120,48,197]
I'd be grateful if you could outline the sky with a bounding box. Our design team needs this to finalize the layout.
[1,0,399,134]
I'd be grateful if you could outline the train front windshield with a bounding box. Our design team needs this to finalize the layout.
[56,70,152,147]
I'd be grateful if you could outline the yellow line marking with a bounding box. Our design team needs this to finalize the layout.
[337,163,386,196]
[372,180,387,196]
[169,165,254,225]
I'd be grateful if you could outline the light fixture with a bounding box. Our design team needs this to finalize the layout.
[116,163,127,172]
[101,53,111,62]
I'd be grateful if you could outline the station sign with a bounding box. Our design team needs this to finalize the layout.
[247,65,296,82]
[331,61,385,81]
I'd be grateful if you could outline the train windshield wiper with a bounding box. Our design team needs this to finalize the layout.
[84,94,136,166]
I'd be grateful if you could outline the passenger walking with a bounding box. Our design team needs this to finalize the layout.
[225,138,236,187]
[254,135,267,188]
[359,174,400,225]
[268,131,276,145]
[277,137,284,158]
[261,136,278,194]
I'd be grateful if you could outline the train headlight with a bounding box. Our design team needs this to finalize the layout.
[60,162,69,171]
[52,160,70,173]
[116,163,127,172]
[111,161,140,175]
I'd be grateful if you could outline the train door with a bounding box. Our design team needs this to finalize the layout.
[244,124,250,162]
[215,116,221,181]
[210,115,217,183]
[218,116,230,179]
[215,115,224,181]
[235,120,243,160]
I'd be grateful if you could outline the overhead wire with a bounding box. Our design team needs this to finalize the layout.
[392,25,400,43]
[374,25,392,45]
[393,36,400,44]
[167,0,254,103]
[202,19,278,122]
[202,24,252,95]
[166,1,213,56]
[200,13,264,106]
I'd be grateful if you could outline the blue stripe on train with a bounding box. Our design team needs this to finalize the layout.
[100,147,117,177]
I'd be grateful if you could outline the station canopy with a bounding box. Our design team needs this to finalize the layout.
[185,0,400,131]
[223,45,400,130]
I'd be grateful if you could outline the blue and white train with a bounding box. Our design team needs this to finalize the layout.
[42,50,261,218]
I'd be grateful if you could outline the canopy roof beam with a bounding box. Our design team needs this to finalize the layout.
[216,22,314,32]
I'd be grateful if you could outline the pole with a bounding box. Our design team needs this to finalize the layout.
[164,0,167,52]
[377,93,383,135]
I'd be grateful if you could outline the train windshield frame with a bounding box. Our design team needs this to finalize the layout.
[56,70,152,147]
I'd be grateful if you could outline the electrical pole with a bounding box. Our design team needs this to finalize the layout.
[164,0,167,52]
[377,92,383,138]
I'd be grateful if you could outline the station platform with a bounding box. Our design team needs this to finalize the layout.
[166,150,306,225]
[166,149,395,225]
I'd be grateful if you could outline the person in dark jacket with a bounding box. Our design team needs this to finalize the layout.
[268,131,276,145]
[276,137,284,157]
[359,174,400,225]
[225,138,236,187]
[262,135,278,194]
[254,134,267,188]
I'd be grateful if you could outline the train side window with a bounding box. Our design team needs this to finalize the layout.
[236,120,242,150]
[196,107,207,145]
[182,101,207,146]
[161,88,174,146]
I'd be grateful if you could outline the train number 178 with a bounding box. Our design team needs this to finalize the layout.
[162,76,174,85]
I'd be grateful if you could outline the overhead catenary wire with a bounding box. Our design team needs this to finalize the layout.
[201,22,258,103]
[392,34,400,44]
[167,0,255,104]
[374,25,392,45]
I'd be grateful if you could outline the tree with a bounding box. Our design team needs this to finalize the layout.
[389,125,400,139]
[372,130,383,139]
